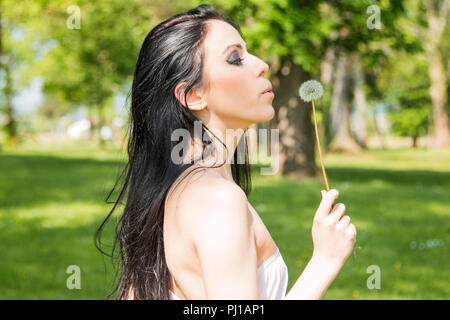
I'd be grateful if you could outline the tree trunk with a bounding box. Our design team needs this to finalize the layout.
[373,109,387,149]
[3,57,17,146]
[320,46,335,86]
[0,10,2,151]
[97,99,106,148]
[412,135,418,148]
[351,52,368,149]
[425,0,450,148]
[1,11,18,147]
[320,46,335,152]
[426,49,450,148]
[329,51,361,153]
[270,58,318,179]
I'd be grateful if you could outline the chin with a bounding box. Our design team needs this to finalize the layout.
[256,104,275,123]
[242,105,275,128]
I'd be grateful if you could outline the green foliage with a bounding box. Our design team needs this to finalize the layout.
[2,0,446,151]
[201,0,331,73]
[378,53,432,141]
[0,0,44,143]
[33,1,145,106]
[388,107,430,140]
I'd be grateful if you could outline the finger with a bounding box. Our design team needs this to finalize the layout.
[345,223,357,238]
[329,203,346,222]
[314,189,339,221]
[339,215,351,228]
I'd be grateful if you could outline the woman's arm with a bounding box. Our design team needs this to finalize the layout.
[283,256,341,300]
[183,181,354,300]
[284,189,357,300]
[184,177,260,299]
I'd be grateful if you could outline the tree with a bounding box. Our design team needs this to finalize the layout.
[328,49,361,153]
[320,0,406,153]
[351,52,369,149]
[424,0,450,148]
[36,2,129,145]
[0,1,38,146]
[401,0,450,148]
[379,53,432,148]
[205,0,336,178]
[273,58,317,177]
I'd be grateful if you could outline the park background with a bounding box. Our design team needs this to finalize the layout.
[0,0,449,299]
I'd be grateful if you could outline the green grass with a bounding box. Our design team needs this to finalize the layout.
[0,141,449,299]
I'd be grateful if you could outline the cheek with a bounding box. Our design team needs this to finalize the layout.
[208,72,253,114]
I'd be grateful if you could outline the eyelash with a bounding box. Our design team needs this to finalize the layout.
[228,52,245,66]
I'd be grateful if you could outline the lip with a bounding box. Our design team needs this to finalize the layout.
[262,90,274,98]
[261,84,273,94]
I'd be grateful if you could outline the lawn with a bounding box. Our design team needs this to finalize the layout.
[0,140,449,299]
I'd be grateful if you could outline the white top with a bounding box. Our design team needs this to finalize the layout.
[169,247,288,300]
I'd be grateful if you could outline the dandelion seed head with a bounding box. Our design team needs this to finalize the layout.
[298,80,324,102]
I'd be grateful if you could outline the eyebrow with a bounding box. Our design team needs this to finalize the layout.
[223,41,248,55]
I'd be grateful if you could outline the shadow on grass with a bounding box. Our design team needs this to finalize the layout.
[326,167,450,186]
[251,164,450,186]
[0,154,126,209]
[0,154,449,299]
[2,153,448,210]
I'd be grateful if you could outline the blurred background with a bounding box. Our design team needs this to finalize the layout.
[0,0,449,299]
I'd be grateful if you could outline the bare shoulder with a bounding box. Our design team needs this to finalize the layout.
[181,172,251,237]
[166,168,259,298]
[175,171,258,298]
[189,174,247,204]
[177,170,249,221]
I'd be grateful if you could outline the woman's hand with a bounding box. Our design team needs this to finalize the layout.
[311,189,357,269]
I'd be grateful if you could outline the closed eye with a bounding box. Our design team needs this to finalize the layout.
[227,51,245,66]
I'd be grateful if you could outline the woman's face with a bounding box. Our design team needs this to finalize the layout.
[182,19,275,131]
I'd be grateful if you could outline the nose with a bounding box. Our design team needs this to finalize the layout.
[257,58,269,78]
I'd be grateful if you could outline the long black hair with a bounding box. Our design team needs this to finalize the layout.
[95,4,252,300]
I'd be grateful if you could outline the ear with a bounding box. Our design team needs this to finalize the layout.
[174,82,207,111]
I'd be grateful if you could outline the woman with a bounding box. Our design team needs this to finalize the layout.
[95,4,356,300]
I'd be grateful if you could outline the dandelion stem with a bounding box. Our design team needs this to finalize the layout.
[311,99,330,191]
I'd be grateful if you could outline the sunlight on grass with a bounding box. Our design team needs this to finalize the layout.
[0,141,449,299]
[1,202,107,229]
